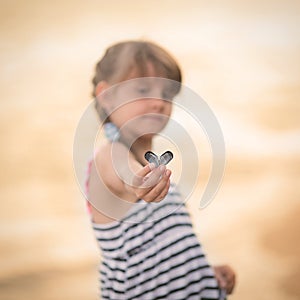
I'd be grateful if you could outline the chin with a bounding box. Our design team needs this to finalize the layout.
[140,125,166,136]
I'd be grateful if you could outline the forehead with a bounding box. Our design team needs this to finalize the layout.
[125,61,168,80]
[109,77,179,106]
[112,61,181,96]
[118,77,178,95]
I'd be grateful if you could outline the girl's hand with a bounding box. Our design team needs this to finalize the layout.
[213,265,236,295]
[130,163,171,202]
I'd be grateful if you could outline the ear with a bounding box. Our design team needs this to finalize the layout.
[95,81,109,97]
[95,81,111,111]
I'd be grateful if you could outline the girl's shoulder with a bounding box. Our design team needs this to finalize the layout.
[94,142,112,166]
[94,141,130,171]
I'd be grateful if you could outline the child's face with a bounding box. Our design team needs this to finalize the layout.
[106,77,175,139]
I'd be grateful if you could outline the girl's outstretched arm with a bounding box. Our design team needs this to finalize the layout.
[95,141,171,204]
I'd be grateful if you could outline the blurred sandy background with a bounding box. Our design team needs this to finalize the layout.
[1,0,300,299]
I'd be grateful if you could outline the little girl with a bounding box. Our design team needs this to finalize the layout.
[85,40,235,299]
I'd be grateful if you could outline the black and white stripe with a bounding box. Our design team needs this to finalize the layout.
[91,184,226,299]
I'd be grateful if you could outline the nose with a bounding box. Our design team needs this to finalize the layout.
[148,87,168,109]
[149,97,166,112]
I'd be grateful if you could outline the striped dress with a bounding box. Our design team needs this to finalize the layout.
[86,169,226,299]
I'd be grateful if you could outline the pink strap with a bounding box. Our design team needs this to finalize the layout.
[85,159,93,214]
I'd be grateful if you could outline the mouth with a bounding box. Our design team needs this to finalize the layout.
[142,114,167,122]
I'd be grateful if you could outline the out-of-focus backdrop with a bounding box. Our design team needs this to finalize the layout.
[1,0,299,299]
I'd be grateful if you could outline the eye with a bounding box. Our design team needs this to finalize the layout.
[137,86,150,95]
[162,89,174,100]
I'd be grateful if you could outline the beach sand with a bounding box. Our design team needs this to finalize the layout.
[1,1,299,299]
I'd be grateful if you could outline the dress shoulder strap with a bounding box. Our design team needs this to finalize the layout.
[84,158,94,214]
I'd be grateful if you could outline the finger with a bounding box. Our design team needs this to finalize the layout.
[143,169,171,202]
[222,266,235,282]
[132,163,156,187]
[142,165,166,188]
[218,277,227,290]
[227,283,234,294]
[226,279,234,294]
[137,163,156,178]
[214,267,228,290]
[152,175,171,202]
[221,266,235,294]
[228,273,236,294]
[134,167,167,199]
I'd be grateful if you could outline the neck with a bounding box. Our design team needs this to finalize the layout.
[120,134,153,166]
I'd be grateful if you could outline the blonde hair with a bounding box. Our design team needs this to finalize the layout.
[92,40,182,122]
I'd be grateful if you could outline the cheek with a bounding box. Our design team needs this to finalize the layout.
[109,103,142,126]
[164,103,173,116]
